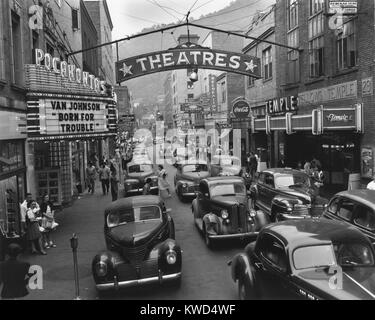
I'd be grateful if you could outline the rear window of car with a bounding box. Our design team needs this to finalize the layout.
[183,164,208,173]
[107,206,161,227]
[128,164,152,173]
[293,245,336,270]
[337,199,355,221]
[354,205,375,231]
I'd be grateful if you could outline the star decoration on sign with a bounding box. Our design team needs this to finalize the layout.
[245,60,257,73]
[120,63,133,76]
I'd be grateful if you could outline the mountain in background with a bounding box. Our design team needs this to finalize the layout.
[117,0,275,107]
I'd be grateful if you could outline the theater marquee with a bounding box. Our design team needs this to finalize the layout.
[115,46,261,82]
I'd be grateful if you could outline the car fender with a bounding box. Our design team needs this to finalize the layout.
[231,253,252,282]
[124,178,139,185]
[203,213,221,235]
[92,250,120,282]
[152,239,182,271]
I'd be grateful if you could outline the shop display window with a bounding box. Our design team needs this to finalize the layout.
[0,140,25,174]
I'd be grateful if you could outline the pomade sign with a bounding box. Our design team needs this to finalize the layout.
[39,99,108,135]
[116,48,261,82]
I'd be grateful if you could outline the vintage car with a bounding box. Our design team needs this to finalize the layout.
[229,219,375,300]
[209,155,243,177]
[124,161,158,197]
[174,161,210,201]
[192,177,267,248]
[92,196,182,292]
[250,168,328,222]
[322,189,375,245]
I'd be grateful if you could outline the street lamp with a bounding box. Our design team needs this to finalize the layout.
[189,68,198,82]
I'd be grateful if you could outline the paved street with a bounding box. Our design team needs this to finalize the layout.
[21,161,240,300]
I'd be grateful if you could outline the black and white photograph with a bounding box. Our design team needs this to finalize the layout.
[1,0,375,306]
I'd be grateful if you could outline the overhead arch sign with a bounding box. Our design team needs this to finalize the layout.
[115,47,261,82]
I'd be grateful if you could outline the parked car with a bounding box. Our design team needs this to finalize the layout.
[192,177,267,248]
[229,219,375,300]
[322,189,375,245]
[124,161,158,197]
[92,196,182,292]
[174,161,210,201]
[210,155,243,177]
[250,168,328,222]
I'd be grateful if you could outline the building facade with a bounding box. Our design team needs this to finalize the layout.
[0,0,30,254]
[269,0,370,189]
[243,5,277,167]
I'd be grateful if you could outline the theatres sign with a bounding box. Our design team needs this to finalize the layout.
[116,47,261,82]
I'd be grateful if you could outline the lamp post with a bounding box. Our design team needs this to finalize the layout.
[70,233,81,300]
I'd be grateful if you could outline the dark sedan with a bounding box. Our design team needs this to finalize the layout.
[250,168,328,222]
[230,219,375,300]
[92,196,182,292]
[322,189,375,245]
[174,161,210,201]
[124,161,159,197]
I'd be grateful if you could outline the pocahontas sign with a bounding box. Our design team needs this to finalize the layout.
[116,44,261,82]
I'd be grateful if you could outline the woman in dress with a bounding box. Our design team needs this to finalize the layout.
[25,201,46,255]
[157,165,171,198]
[40,194,57,249]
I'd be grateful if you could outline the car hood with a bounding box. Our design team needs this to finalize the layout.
[278,185,316,203]
[126,172,155,182]
[180,171,210,182]
[295,268,375,300]
[211,195,247,206]
[108,220,163,247]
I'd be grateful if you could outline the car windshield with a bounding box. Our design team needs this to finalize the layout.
[210,182,246,197]
[293,245,337,270]
[128,164,152,173]
[333,242,375,267]
[275,173,311,189]
[183,164,208,173]
[107,206,161,228]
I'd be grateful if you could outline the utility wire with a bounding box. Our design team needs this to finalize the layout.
[145,0,181,21]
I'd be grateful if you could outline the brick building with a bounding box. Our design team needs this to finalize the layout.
[254,0,371,189]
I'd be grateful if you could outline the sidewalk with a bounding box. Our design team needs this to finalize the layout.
[21,182,112,300]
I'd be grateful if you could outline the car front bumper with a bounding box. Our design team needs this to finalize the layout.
[209,232,259,240]
[279,213,311,221]
[96,272,181,291]
[125,186,159,194]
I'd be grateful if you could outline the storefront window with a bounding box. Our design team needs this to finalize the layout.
[0,174,24,238]
[0,140,25,173]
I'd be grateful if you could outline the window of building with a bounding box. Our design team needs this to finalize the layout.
[309,0,324,16]
[287,0,298,30]
[308,10,324,78]
[337,20,357,70]
[287,29,300,83]
[72,8,79,31]
[247,76,255,87]
[11,11,23,85]
[263,47,272,80]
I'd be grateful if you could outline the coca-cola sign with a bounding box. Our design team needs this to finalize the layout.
[232,98,250,119]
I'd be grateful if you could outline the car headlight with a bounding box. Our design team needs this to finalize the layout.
[166,250,177,265]
[249,210,257,217]
[95,261,107,277]
[182,183,188,188]
[221,210,229,220]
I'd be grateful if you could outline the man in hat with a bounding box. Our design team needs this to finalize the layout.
[0,244,31,299]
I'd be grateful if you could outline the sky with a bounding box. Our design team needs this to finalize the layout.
[106,0,236,40]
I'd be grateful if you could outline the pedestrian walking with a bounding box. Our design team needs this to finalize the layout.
[249,152,258,180]
[98,163,110,195]
[0,244,32,299]
[110,160,119,201]
[304,160,313,176]
[158,165,171,198]
[40,194,58,249]
[20,193,33,235]
[312,165,325,189]
[143,178,152,195]
[86,162,96,194]
[25,201,46,255]
[278,156,286,168]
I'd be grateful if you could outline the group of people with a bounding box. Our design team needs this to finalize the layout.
[297,158,325,187]
[20,193,58,256]
[86,158,121,202]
